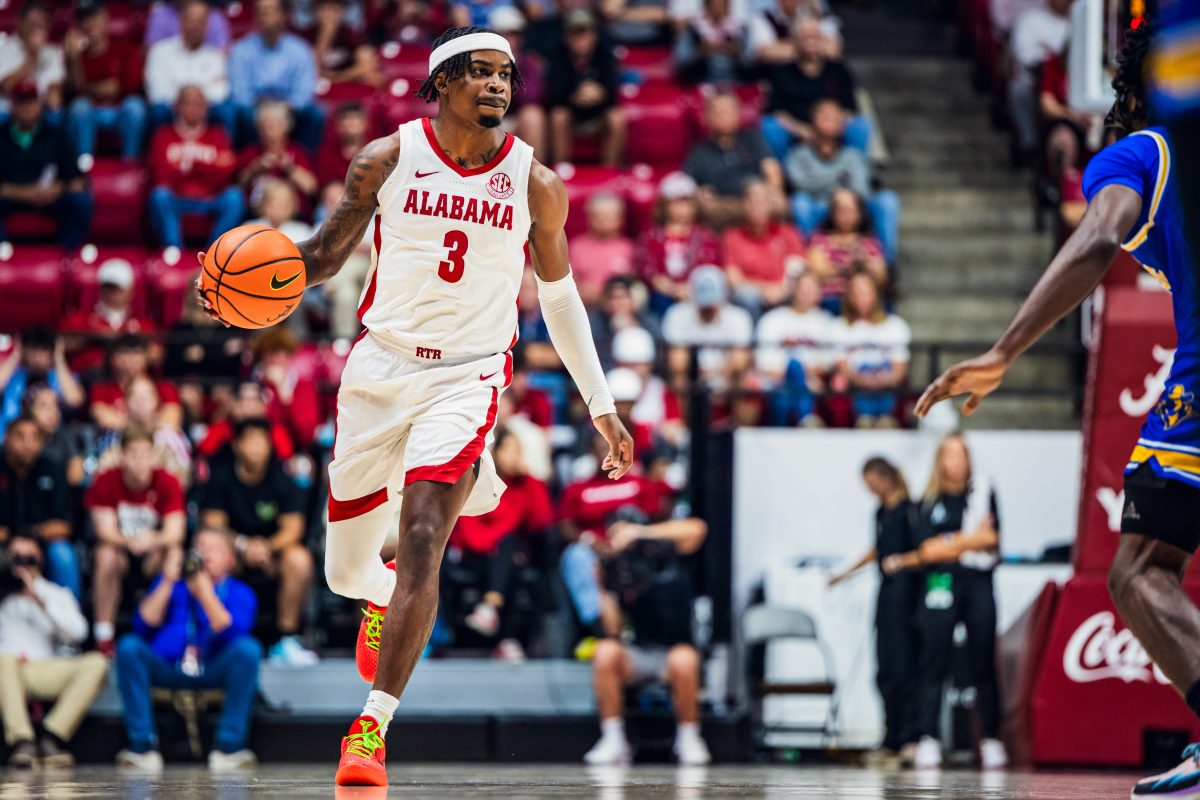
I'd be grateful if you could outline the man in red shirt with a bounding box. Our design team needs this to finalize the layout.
[199,380,296,462]
[86,426,187,655]
[61,259,157,377]
[723,180,805,316]
[63,1,147,160]
[314,101,368,192]
[89,334,182,431]
[146,85,243,249]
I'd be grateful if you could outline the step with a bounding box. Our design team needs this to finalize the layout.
[898,232,1053,268]
[896,187,1033,215]
[907,350,1079,399]
[900,259,1046,294]
[887,148,1013,174]
[901,201,1035,232]
[852,56,977,85]
[899,297,1077,344]
[952,394,1080,430]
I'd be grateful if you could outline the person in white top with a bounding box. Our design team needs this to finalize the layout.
[831,269,910,427]
[1007,0,1073,160]
[0,2,65,117]
[0,535,109,769]
[755,270,835,425]
[197,25,633,788]
[144,0,233,132]
[663,265,754,393]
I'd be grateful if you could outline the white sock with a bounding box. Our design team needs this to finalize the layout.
[601,717,625,740]
[362,690,400,736]
[369,567,397,609]
[94,622,114,642]
[676,722,700,741]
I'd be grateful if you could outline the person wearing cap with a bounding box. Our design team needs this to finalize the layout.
[611,326,685,448]
[661,265,754,394]
[0,79,93,250]
[0,1,65,118]
[64,1,149,162]
[229,0,324,152]
[61,262,157,376]
[144,0,233,134]
[633,171,723,314]
[0,328,85,435]
[311,0,384,89]
[491,5,548,163]
[547,7,627,167]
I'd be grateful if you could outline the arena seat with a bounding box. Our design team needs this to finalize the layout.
[3,209,59,243]
[145,250,200,328]
[620,82,696,168]
[224,2,257,40]
[373,88,431,132]
[617,46,676,83]
[379,42,434,84]
[620,164,661,238]
[0,246,66,331]
[557,164,625,239]
[316,79,378,110]
[101,1,148,42]
[64,246,153,318]
[87,159,150,245]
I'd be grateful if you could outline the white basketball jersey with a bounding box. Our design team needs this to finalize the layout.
[360,117,534,361]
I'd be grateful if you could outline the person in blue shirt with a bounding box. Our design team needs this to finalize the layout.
[0,328,85,438]
[916,22,1200,796]
[114,526,262,773]
[228,0,325,152]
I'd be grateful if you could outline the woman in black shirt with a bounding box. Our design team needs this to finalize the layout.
[829,457,919,757]
[884,433,1007,771]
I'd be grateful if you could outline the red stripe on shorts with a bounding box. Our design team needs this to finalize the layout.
[404,388,500,486]
[328,486,389,522]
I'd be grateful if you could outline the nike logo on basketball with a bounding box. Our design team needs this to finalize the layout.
[270,271,302,290]
[415,169,440,178]
[480,371,499,381]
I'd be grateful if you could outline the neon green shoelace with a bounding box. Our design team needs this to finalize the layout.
[362,607,385,652]
[346,719,385,759]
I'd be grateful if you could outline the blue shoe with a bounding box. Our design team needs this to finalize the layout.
[268,635,319,667]
[1133,743,1200,797]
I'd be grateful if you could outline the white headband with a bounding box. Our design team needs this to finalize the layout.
[428,32,516,75]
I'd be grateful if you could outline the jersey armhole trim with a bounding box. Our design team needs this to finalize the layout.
[1122,130,1171,252]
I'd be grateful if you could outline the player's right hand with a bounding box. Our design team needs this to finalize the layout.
[914,349,1009,418]
[194,251,230,327]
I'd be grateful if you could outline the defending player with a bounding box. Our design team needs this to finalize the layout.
[225,27,633,786]
[916,23,1200,798]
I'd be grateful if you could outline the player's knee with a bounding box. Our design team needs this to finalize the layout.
[324,557,365,599]
[396,516,445,569]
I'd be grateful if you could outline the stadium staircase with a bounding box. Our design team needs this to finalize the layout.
[843,6,1081,429]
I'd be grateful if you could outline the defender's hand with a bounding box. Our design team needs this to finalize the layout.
[593,413,634,480]
[193,252,229,327]
[915,349,1009,418]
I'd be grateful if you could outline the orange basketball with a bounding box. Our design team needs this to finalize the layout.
[199,225,306,329]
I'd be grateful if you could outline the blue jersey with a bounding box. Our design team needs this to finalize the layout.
[1083,127,1200,486]
[1150,3,1200,120]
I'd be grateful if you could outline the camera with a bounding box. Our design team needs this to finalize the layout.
[0,550,34,602]
[183,549,203,579]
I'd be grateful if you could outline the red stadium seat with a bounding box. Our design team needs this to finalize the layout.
[0,246,66,330]
[379,42,434,84]
[224,2,257,40]
[616,46,675,83]
[100,1,148,42]
[87,159,150,245]
[372,88,432,132]
[316,80,378,110]
[63,246,152,318]
[4,210,59,243]
[145,250,200,328]
[619,164,661,238]
[557,164,625,239]
[620,82,695,168]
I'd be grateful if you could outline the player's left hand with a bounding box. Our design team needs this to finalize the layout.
[914,349,1009,418]
[593,413,634,480]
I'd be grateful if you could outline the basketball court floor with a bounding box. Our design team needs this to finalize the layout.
[0,764,1140,798]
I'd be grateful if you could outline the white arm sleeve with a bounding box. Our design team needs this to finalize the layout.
[535,271,616,419]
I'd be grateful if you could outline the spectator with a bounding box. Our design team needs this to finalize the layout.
[25,385,86,488]
[144,0,233,133]
[1008,0,1072,165]
[249,328,322,451]
[164,293,247,383]
[61,260,156,377]
[755,270,833,426]
[364,0,446,45]
[761,18,860,162]
[147,85,244,250]
[590,275,661,370]
[311,0,383,89]
[247,180,315,243]
[662,265,753,393]
[89,333,183,432]
[0,81,92,250]
[198,380,296,463]
[547,8,627,168]
[94,376,193,490]
[199,418,316,666]
[450,428,555,661]
[0,1,65,120]
[503,345,555,429]
[1039,50,1103,188]
[229,0,324,151]
[571,192,635,305]
[0,328,85,433]
[683,90,786,229]
[673,0,745,85]
[314,101,369,190]
[0,417,78,599]
[611,326,685,448]
[86,426,187,656]
[146,0,233,49]
[0,534,108,769]
[314,181,374,339]
[724,180,805,316]
[580,512,711,766]
[450,0,517,28]
[601,0,670,46]
[786,99,900,259]
[805,187,887,311]
[238,100,319,215]
[492,6,548,164]
[115,528,260,772]
[744,0,801,69]
[64,1,147,161]
[634,172,723,313]
[830,270,910,428]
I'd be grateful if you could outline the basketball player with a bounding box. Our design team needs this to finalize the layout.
[915,24,1200,798]
[200,27,633,786]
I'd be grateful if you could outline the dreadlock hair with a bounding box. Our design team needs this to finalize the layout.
[416,27,525,104]
[1108,20,1154,137]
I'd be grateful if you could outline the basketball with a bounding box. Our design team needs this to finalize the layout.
[199,224,306,329]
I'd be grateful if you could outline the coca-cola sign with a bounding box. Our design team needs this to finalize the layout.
[1062,611,1169,685]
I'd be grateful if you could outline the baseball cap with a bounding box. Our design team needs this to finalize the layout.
[690,265,727,308]
[489,5,526,32]
[606,367,643,403]
[658,171,698,201]
[565,8,596,30]
[612,327,655,365]
[97,258,134,289]
[10,80,38,103]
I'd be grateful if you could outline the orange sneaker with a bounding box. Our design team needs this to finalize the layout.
[355,560,395,682]
[334,716,388,786]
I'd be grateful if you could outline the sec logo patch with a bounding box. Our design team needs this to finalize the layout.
[487,172,514,199]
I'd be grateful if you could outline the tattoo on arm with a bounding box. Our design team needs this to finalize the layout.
[297,137,399,287]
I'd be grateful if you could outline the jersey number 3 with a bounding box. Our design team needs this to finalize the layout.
[438,230,468,283]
